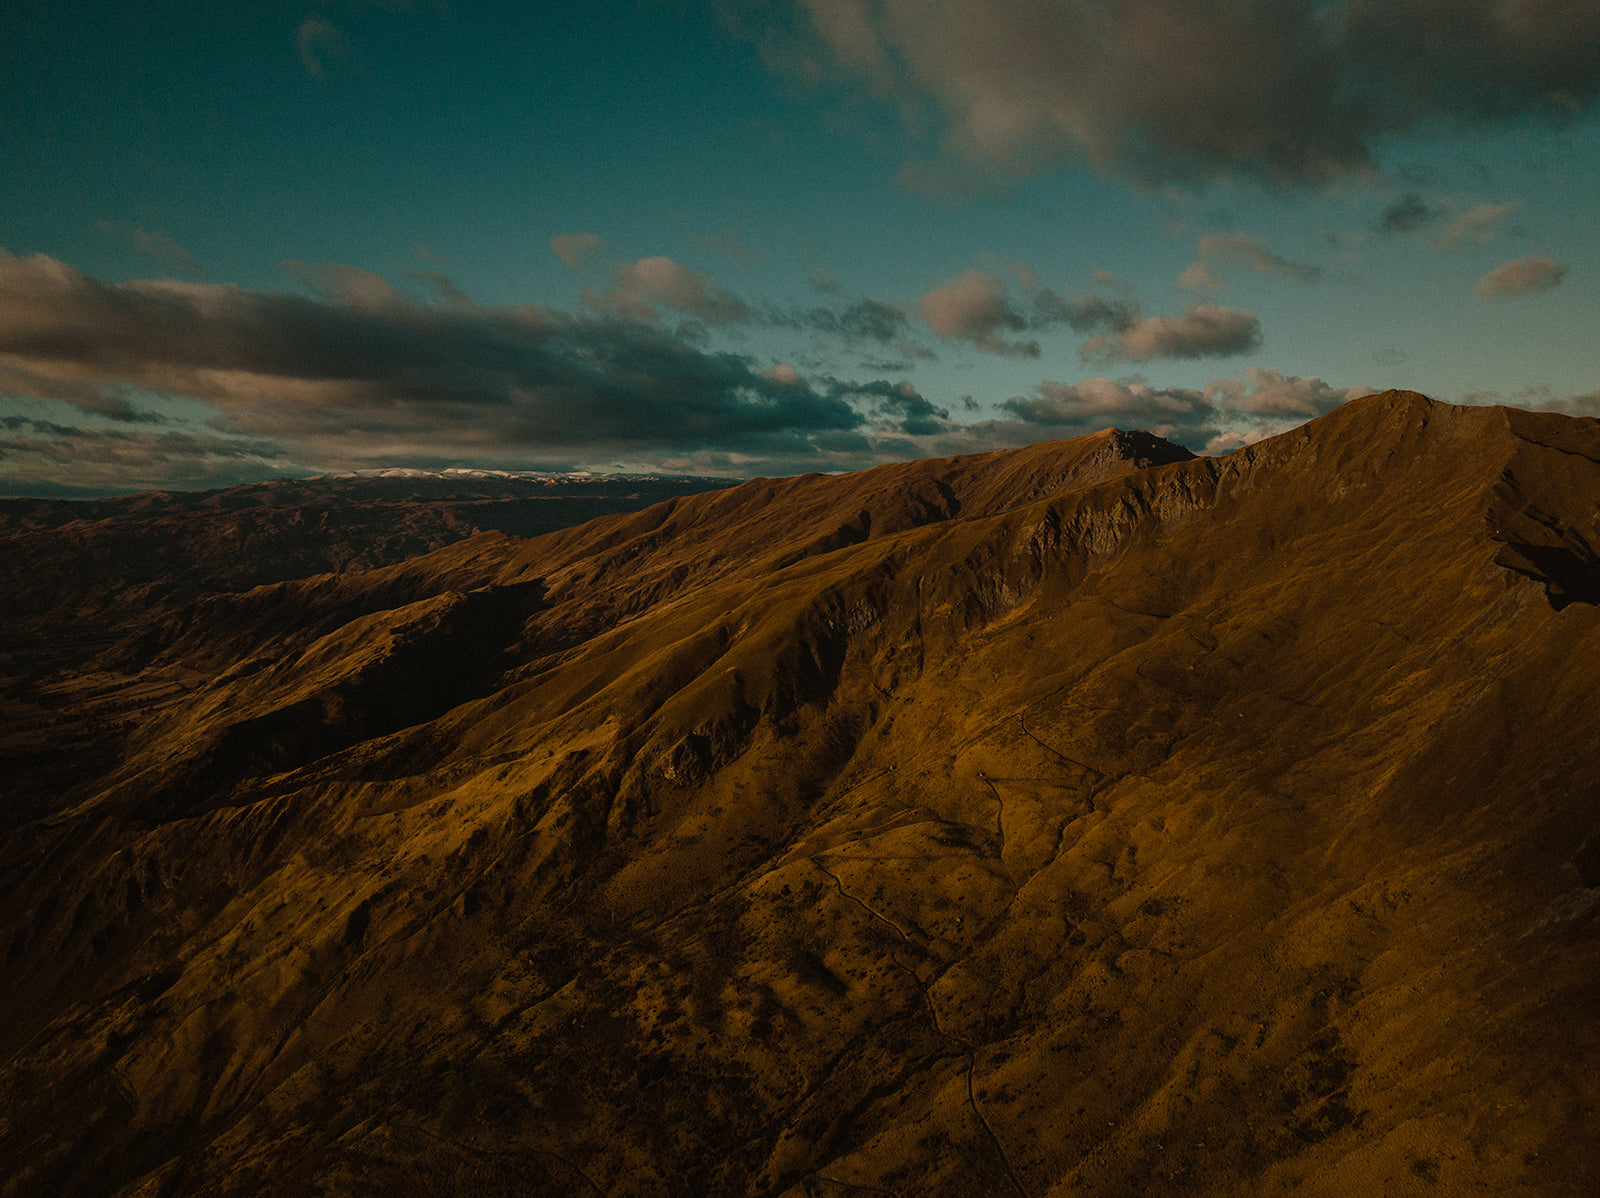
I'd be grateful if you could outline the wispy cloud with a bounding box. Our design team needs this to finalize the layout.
[1473,255,1568,299]
[1374,193,1444,236]
[1178,232,1321,292]
[686,224,767,266]
[833,377,949,435]
[1031,288,1139,333]
[550,232,605,271]
[280,258,406,307]
[96,221,204,277]
[1461,383,1600,418]
[406,268,473,307]
[585,256,755,325]
[1431,201,1517,250]
[296,17,350,79]
[797,298,910,343]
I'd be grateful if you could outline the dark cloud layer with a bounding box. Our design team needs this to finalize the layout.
[0,250,866,476]
[729,0,1600,188]
[0,415,290,495]
[827,377,950,436]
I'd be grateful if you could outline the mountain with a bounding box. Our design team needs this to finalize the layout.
[1,392,1596,1196]
[0,470,737,661]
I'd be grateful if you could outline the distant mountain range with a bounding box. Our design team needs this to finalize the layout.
[1,392,1596,1196]
[0,471,737,660]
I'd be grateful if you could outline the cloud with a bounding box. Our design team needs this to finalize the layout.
[764,363,804,387]
[911,268,1255,364]
[587,256,755,325]
[550,232,604,270]
[1375,193,1444,236]
[1081,303,1262,363]
[0,251,1406,490]
[1342,0,1600,122]
[280,259,406,307]
[1178,233,1321,292]
[0,356,154,423]
[0,249,872,480]
[688,225,766,266]
[1430,201,1517,249]
[1031,289,1139,332]
[825,377,950,435]
[730,0,1600,189]
[1460,384,1600,419]
[1003,377,1211,428]
[1473,255,1568,299]
[96,221,204,277]
[808,267,839,293]
[0,417,291,496]
[994,367,1372,452]
[839,298,907,342]
[1175,260,1225,295]
[1516,387,1600,419]
[406,269,473,307]
[296,17,349,79]
[797,297,910,344]
[1370,195,1517,247]
[1207,366,1374,417]
[917,270,1037,357]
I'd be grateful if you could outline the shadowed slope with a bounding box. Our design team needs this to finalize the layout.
[1,394,1597,1197]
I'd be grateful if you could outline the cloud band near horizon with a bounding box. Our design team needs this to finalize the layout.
[0,247,1581,496]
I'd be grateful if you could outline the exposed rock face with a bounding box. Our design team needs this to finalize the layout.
[1,393,1597,1196]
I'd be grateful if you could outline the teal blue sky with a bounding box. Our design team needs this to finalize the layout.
[3,0,1597,495]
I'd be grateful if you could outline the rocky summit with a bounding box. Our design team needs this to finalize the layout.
[2,391,1598,1196]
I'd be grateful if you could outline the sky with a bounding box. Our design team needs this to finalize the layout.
[2,0,1598,496]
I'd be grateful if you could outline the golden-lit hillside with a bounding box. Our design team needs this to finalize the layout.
[2,391,1597,1196]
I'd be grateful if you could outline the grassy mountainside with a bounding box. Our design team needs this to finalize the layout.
[1,392,1596,1196]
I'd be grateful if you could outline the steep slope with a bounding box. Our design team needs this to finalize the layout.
[0,472,732,821]
[0,430,1184,828]
[1,394,1597,1197]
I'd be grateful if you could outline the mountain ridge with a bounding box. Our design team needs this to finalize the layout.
[2,391,1598,1196]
